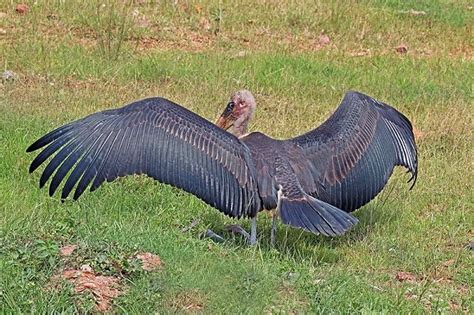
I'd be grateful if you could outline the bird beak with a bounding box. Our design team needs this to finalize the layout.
[215,116,231,130]
[215,101,235,131]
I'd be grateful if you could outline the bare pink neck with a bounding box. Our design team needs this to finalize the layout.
[232,119,249,138]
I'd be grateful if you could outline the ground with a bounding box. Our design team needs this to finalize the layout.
[0,0,473,313]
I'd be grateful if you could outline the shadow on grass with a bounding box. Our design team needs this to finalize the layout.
[20,178,404,268]
[197,202,402,264]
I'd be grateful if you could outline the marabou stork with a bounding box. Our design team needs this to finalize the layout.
[27,90,417,245]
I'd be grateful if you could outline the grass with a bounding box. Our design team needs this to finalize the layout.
[1,0,473,313]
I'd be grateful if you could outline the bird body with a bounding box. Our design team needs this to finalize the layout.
[27,90,417,242]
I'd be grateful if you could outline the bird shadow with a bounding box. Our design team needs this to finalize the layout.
[196,202,402,264]
[273,203,402,262]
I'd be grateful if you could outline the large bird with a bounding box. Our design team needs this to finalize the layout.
[27,90,417,245]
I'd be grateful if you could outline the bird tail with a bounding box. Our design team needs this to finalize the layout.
[278,193,358,236]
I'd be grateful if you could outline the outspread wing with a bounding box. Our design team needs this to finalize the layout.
[291,91,418,212]
[27,97,261,218]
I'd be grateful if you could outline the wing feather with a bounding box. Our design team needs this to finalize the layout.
[27,97,261,218]
[291,91,418,212]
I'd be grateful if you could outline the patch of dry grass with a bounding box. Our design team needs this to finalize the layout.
[1,1,472,59]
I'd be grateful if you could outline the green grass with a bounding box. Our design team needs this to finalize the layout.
[1,0,473,313]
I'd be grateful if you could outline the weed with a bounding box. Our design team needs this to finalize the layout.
[92,1,135,61]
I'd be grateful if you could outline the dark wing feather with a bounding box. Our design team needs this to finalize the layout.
[291,91,417,212]
[27,97,261,218]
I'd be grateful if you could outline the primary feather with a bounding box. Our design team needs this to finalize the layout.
[27,97,261,219]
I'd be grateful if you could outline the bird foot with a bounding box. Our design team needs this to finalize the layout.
[201,218,258,246]
[224,224,251,240]
[202,229,225,243]
[201,227,251,244]
[225,224,257,245]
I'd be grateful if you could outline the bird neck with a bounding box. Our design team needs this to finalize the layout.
[232,119,249,138]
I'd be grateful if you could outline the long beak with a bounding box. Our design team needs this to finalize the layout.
[215,116,230,130]
[216,116,233,130]
[215,102,235,130]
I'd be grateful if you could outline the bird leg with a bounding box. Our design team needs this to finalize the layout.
[250,217,257,245]
[270,211,277,247]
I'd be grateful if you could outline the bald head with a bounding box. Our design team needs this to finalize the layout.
[216,90,256,138]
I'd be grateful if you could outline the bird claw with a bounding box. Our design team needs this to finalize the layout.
[225,224,258,245]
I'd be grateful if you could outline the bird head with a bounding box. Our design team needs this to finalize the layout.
[216,90,256,137]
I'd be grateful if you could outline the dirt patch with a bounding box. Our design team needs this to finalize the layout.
[395,44,408,54]
[53,264,124,312]
[396,271,419,283]
[59,244,78,257]
[135,252,163,271]
[15,4,29,15]
[49,245,164,312]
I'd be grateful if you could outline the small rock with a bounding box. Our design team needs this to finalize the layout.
[420,49,432,56]
[80,264,93,273]
[350,50,370,57]
[395,44,408,54]
[234,51,247,58]
[318,34,331,46]
[0,28,6,35]
[398,9,426,16]
[2,70,18,82]
[15,4,29,15]
[0,12,7,19]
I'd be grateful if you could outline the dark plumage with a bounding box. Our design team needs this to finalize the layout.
[291,91,417,212]
[27,90,417,244]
